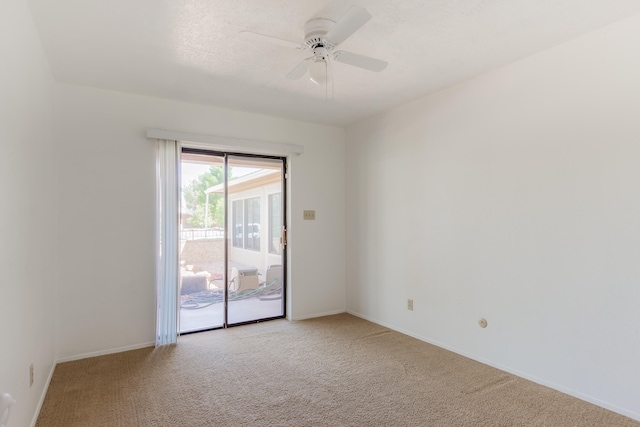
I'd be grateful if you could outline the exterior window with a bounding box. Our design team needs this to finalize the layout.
[232,200,243,248]
[269,193,282,254]
[244,197,261,251]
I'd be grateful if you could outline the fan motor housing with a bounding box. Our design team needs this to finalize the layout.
[304,18,335,49]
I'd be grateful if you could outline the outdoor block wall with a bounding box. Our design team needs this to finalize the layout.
[180,238,225,278]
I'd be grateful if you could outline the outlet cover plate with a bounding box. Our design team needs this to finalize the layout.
[303,210,316,220]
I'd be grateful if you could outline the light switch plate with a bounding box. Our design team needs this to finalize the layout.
[303,210,316,220]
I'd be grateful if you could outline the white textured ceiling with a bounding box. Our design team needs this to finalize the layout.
[27,0,640,126]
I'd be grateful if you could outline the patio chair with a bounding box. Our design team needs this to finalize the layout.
[263,265,283,291]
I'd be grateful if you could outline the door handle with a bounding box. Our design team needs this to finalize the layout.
[281,226,287,249]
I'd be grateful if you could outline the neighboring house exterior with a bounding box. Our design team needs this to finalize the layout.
[206,168,283,275]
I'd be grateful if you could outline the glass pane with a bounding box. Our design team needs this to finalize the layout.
[269,193,282,255]
[244,197,261,251]
[232,200,243,248]
[227,156,284,324]
[179,152,226,333]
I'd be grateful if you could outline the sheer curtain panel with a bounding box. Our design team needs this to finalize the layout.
[155,139,181,346]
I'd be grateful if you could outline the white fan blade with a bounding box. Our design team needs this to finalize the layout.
[324,5,372,46]
[286,57,314,80]
[333,51,388,72]
[240,30,305,50]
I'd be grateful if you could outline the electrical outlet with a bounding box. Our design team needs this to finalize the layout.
[29,363,34,387]
[407,299,413,311]
[303,210,316,220]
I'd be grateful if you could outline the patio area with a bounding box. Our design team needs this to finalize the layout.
[179,295,284,333]
[179,261,284,333]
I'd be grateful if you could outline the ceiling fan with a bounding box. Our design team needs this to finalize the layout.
[240,5,388,87]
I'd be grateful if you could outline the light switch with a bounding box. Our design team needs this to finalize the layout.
[303,210,316,220]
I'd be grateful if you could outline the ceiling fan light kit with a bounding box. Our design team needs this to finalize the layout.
[241,5,387,92]
[309,59,330,86]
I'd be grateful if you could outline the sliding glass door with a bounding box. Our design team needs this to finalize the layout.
[179,152,226,332]
[179,150,286,333]
[226,155,285,325]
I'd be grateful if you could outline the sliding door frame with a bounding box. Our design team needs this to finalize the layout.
[181,147,287,331]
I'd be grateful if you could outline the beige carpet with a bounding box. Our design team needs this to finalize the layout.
[37,314,638,426]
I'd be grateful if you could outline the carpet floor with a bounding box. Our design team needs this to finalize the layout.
[36,313,638,426]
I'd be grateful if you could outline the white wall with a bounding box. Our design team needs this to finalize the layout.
[0,0,57,425]
[346,13,640,421]
[54,84,346,359]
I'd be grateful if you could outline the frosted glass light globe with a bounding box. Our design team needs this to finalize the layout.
[309,59,327,85]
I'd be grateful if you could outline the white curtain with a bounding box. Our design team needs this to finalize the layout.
[155,139,181,346]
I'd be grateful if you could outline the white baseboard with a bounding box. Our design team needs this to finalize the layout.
[56,341,155,364]
[291,309,346,321]
[30,361,57,427]
[346,310,640,422]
